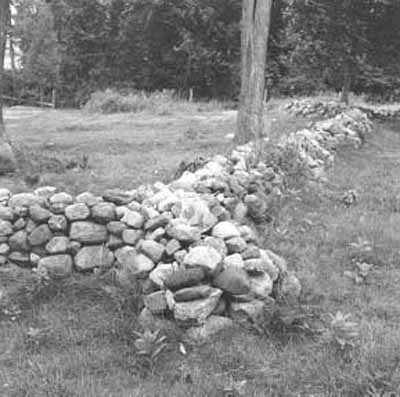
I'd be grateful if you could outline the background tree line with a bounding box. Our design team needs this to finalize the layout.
[2,0,400,108]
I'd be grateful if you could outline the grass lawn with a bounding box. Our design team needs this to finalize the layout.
[0,103,399,395]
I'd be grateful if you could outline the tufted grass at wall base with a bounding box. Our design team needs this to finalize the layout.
[1,103,400,395]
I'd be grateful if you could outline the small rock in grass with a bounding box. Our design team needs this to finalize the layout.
[185,315,233,345]
[115,247,155,276]
[144,291,168,314]
[75,246,114,271]
[37,255,73,278]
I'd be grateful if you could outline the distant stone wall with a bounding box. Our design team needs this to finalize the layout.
[0,108,372,342]
[285,98,400,121]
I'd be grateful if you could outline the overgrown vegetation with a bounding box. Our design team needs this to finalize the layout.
[4,0,400,106]
[84,89,233,115]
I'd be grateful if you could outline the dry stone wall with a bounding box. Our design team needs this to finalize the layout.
[285,98,400,121]
[0,107,374,342]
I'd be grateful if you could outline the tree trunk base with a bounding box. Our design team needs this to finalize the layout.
[0,141,16,174]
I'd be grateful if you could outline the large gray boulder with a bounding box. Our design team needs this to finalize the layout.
[69,222,108,244]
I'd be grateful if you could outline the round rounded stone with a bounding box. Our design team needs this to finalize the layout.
[0,220,13,237]
[213,267,250,295]
[28,225,53,246]
[106,221,127,236]
[91,203,116,223]
[8,251,31,267]
[29,205,52,223]
[69,222,108,244]
[103,189,135,205]
[225,236,247,254]
[0,243,10,255]
[76,192,102,207]
[139,240,165,263]
[65,203,90,221]
[121,210,144,229]
[46,236,70,254]
[9,193,44,208]
[34,186,57,198]
[37,255,73,278]
[48,215,68,232]
[9,230,30,251]
[212,221,241,240]
[122,229,143,246]
[49,192,73,213]
[183,246,222,274]
[0,205,14,221]
[75,246,114,271]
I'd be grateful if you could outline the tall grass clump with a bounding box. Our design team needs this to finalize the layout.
[84,89,233,115]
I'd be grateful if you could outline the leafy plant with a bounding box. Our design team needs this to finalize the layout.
[133,328,168,374]
[324,311,360,350]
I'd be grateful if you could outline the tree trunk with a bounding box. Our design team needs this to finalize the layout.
[340,63,351,105]
[0,0,16,174]
[236,0,273,144]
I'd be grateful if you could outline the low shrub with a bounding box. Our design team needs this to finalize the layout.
[84,89,233,115]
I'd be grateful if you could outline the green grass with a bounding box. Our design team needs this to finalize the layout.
[1,104,310,195]
[1,102,400,395]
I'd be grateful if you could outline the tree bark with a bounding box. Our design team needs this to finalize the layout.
[0,0,8,138]
[236,0,273,144]
[0,0,16,174]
